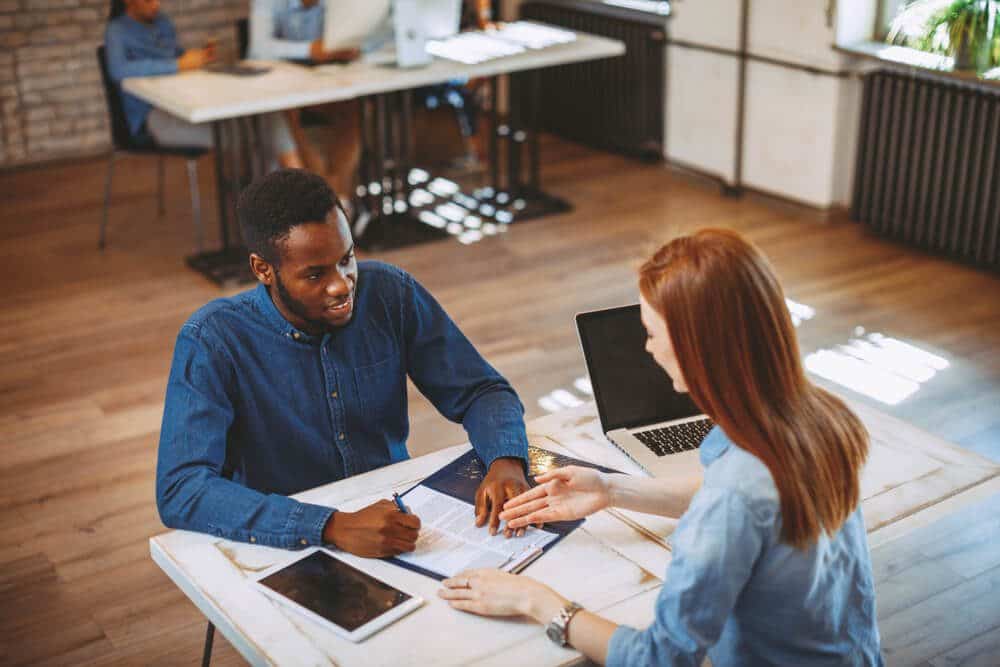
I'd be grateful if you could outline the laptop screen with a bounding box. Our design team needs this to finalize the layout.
[576,305,702,433]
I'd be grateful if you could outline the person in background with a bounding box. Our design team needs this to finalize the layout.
[247,0,378,202]
[105,0,304,168]
[439,228,884,666]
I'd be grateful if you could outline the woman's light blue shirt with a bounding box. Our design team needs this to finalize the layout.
[607,427,884,666]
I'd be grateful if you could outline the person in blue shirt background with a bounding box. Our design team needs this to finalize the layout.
[248,0,375,203]
[440,229,884,666]
[105,0,303,168]
[156,169,531,557]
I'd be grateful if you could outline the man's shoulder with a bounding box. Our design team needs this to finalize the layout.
[153,13,176,29]
[179,288,258,340]
[105,16,128,37]
[359,260,412,288]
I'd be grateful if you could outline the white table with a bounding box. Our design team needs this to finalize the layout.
[150,401,1000,666]
[121,29,626,283]
[123,32,624,124]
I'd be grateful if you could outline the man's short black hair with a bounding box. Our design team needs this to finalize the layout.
[238,169,342,266]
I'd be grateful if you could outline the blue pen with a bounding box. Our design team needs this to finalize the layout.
[392,492,410,514]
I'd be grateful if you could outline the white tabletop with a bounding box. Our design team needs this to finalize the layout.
[150,401,999,666]
[122,29,625,124]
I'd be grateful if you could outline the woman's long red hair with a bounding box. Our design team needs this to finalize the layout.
[639,229,868,549]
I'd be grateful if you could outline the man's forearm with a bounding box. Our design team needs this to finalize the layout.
[463,394,529,468]
[157,469,333,548]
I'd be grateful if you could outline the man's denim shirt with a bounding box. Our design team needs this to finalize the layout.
[607,427,883,667]
[156,261,528,549]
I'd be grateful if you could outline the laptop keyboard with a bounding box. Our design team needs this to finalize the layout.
[634,418,714,456]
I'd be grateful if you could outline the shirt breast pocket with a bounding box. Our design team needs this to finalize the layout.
[353,354,408,458]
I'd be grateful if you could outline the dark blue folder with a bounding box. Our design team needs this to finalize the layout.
[388,445,621,581]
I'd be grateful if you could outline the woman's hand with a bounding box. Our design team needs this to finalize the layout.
[499,466,612,529]
[439,569,567,623]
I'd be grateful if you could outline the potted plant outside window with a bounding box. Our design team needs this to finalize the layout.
[889,0,999,72]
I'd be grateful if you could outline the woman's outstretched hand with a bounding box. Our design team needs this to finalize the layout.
[499,466,612,529]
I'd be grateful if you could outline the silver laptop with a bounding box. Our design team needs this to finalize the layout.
[575,305,714,476]
[394,0,462,68]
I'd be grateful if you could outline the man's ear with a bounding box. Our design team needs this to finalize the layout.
[249,253,274,285]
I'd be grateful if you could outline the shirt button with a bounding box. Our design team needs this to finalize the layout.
[249,536,256,543]
[300,539,308,546]
[292,332,301,340]
[339,433,345,440]
[330,391,338,398]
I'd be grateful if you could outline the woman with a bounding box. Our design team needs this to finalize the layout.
[105,0,303,168]
[440,229,883,666]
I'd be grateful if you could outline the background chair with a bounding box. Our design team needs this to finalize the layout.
[96,45,209,250]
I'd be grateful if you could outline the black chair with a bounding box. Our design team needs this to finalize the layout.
[236,17,249,59]
[96,45,209,250]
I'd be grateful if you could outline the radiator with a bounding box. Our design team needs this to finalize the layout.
[518,1,666,159]
[852,70,1000,270]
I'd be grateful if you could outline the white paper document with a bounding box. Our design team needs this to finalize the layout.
[395,485,559,578]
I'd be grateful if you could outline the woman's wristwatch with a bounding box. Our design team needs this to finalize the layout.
[545,601,583,647]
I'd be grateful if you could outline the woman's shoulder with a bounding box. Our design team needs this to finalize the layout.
[702,429,780,515]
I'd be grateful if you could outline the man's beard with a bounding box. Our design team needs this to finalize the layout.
[274,270,331,332]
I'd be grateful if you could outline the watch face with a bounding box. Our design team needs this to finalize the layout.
[545,623,564,645]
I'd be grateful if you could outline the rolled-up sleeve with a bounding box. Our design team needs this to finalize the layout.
[156,324,335,549]
[607,487,766,667]
[401,274,528,469]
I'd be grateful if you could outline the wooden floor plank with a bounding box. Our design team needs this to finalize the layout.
[929,623,1000,667]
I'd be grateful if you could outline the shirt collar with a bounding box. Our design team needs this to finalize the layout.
[699,425,732,467]
[250,283,320,344]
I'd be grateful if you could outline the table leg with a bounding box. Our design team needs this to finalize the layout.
[507,75,521,198]
[211,122,229,249]
[401,89,414,206]
[201,621,215,667]
[489,76,500,191]
[184,119,254,285]
[528,69,542,192]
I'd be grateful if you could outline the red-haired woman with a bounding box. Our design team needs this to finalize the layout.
[440,229,883,666]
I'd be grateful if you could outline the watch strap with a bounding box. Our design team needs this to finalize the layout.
[546,601,583,647]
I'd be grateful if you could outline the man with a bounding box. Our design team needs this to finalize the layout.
[105,0,303,167]
[156,169,530,557]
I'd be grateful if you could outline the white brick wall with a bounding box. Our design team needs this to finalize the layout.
[0,0,248,167]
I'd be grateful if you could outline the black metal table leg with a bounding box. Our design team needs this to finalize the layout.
[211,122,229,249]
[489,76,500,190]
[201,621,215,667]
[184,119,254,285]
[527,69,542,192]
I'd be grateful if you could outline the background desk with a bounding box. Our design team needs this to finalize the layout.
[122,30,625,284]
[150,401,1000,666]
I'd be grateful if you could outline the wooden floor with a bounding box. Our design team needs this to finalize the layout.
[1,135,999,666]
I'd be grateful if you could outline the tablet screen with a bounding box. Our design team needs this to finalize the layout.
[258,551,413,632]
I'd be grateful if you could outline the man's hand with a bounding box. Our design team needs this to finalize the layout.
[176,47,215,71]
[322,499,421,557]
[309,40,360,64]
[475,457,529,537]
